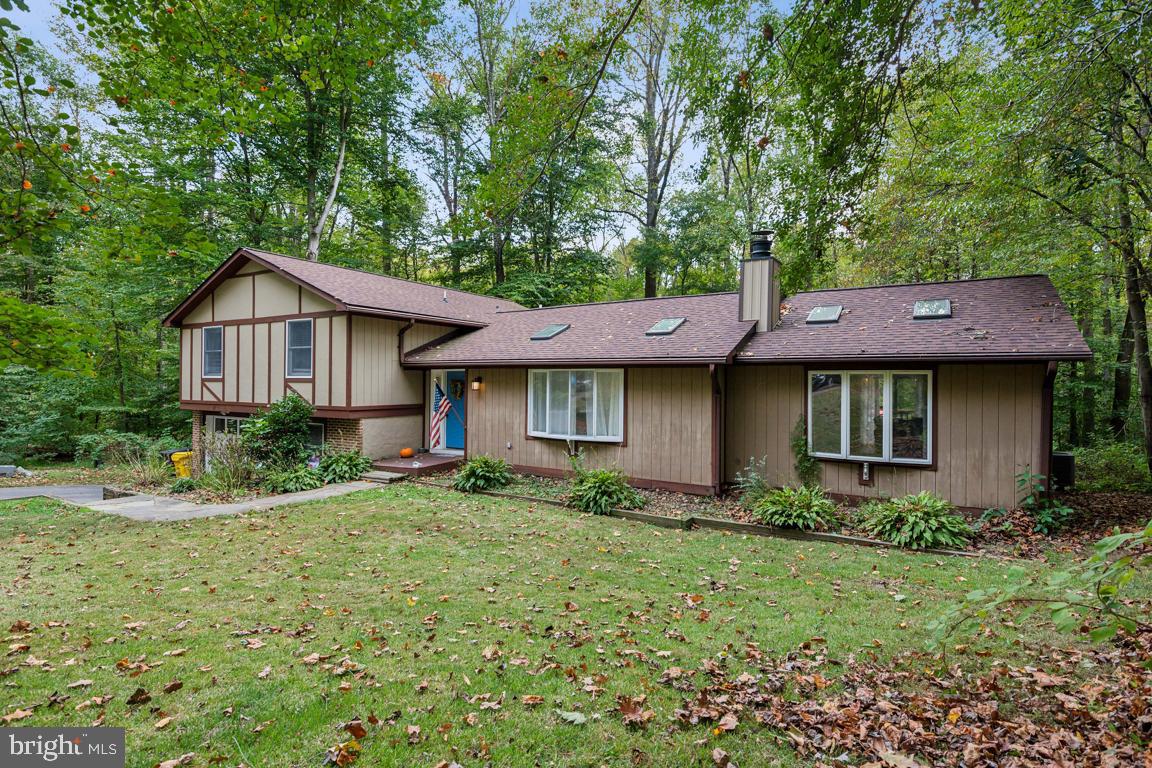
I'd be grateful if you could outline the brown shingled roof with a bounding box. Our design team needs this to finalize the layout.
[737,274,1091,362]
[164,248,520,327]
[403,292,757,367]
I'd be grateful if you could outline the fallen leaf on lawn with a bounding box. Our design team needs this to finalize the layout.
[242,638,265,650]
[258,665,272,679]
[163,648,187,657]
[301,653,323,665]
[162,680,183,694]
[343,718,367,739]
[715,712,738,732]
[126,688,151,706]
[2,708,33,724]
[433,762,463,768]
[564,601,579,612]
[324,740,361,766]
[154,716,173,730]
[712,748,736,768]
[617,694,654,728]
[879,752,923,768]
[481,645,501,661]
[251,720,273,733]
[9,620,31,633]
[555,709,587,725]
[405,724,422,744]
[521,695,544,706]
[67,679,93,688]
[155,753,195,768]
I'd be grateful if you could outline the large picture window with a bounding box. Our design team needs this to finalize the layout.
[202,326,223,379]
[807,370,931,465]
[528,369,624,442]
[285,318,313,378]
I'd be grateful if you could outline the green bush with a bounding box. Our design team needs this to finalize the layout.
[790,415,822,487]
[1016,471,1076,534]
[242,393,315,469]
[754,485,840,531]
[859,492,971,550]
[264,466,324,494]
[734,457,770,506]
[1072,442,1151,492]
[453,455,513,493]
[569,456,643,515]
[170,477,199,494]
[75,430,153,465]
[129,453,174,487]
[319,451,372,484]
[0,364,90,463]
[199,432,260,494]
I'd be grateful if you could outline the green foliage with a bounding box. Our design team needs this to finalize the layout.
[169,476,199,494]
[0,365,91,462]
[128,453,173,487]
[452,455,513,493]
[859,492,971,550]
[74,429,152,465]
[1016,471,1075,535]
[569,455,643,515]
[754,486,840,531]
[733,457,770,507]
[0,295,92,373]
[241,394,315,469]
[264,466,324,495]
[790,415,822,488]
[1073,442,1152,493]
[199,433,259,494]
[932,519,1152,646]
[319,451,372,484]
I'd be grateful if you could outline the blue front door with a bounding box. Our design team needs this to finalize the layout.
[445,370,466,450]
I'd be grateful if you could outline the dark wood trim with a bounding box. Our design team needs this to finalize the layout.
[297,284,302,313]
[251,272,256,317]
[210,291,215,321]
[421,369,429,452]
[1040,360,1058,492]
[284,316,316,382]
[345,314,354,407]
[510,464,713,496]
[402,326,472,360]
[710,364,722,494]
[180,401,423,418]
[250,324,256,402]
[801,364,940,474]
[327,315,334,408]
[405,357,730,370]
[266,321,272,402]
[463,368,470,460]
[180,309,344,329]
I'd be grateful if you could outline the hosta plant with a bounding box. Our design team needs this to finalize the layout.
[569,461,644,515]
[264,466,324,494]
[859,492,971,550]
[319,451,372,484]
[453,455,513,493]
[754,485,840,531]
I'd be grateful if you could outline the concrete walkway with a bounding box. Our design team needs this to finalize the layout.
[0,480,392,522]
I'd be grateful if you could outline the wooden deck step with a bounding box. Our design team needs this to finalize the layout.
[360,470,406,484]
[371,454,462,477]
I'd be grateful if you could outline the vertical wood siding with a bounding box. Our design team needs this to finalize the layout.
[465,367,715,491]
[350,316,423,406]
[724,363,1046,509]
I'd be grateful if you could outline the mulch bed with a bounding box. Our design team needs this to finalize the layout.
[663,630,1152,767]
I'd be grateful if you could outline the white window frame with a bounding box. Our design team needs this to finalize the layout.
[285,318,314,379]
[807,369,932,466]
[527,368,624,443]
[202,325,223,379]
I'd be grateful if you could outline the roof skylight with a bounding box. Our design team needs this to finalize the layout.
[530,323,570,340]
[913,299,952,319]
[806,305,843,324]
[646,317,686,336]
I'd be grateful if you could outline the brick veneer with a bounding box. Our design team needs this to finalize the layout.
[323,418,363,453]
[190,412,204,474]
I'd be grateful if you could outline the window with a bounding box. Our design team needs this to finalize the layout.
[307,422,325,450]
[528,369,624,442]
[208,415,245,435]
[531,323,570,341]
[807,370,932,465]
[913,299,951,319]
[202,326,223,378]
[806,305,843,324]
[285,319,313,378]
[646,317,686,336]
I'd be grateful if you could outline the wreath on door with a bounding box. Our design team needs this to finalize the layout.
[450,379,465,400]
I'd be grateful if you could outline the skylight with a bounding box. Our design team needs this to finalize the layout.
[646,317,686,336]
[913,299,952,319]
[530,323,570,340]
[806,305,843,324]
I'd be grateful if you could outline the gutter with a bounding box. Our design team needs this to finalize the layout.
[397,318,415,362]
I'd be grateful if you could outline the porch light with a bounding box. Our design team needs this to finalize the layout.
[471,376,483,392]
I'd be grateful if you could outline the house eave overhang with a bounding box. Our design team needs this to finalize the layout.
[733,351,1092,364]
[402,356,733,369]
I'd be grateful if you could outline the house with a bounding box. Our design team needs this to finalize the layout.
[165,236,1091,510]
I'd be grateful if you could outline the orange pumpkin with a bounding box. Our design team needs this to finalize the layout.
[399,447,415,459]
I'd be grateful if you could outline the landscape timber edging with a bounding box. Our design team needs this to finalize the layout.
[409,479,979,558]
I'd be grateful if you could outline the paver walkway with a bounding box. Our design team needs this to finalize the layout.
[0,479,398,522]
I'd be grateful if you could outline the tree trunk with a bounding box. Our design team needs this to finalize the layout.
[1081,308,1096,441]
[1111,308,1134,438]
[1119,208,1152,474]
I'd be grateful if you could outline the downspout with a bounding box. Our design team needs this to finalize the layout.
[397,318,415,363]
[710,363,723,495]
[1040,361,1058,496]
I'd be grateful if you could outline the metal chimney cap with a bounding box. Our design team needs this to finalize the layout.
[751,229,774,241]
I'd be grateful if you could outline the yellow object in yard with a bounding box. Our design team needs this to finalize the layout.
[171,451,193,478]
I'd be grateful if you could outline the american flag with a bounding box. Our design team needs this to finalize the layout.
[429,381,453,449]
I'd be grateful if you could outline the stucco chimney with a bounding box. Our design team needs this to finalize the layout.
[739,229,780,332]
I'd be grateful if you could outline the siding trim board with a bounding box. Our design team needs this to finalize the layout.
[180,402,422,418]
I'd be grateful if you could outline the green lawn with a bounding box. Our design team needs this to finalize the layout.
[0,484,1067,767]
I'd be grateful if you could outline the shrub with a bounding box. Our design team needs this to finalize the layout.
[859,492,971,550]
[199,432,260,494]
[1016,471,1076,534]
[319,451,372,484]
[569,456,643,515]
[453,455,513,493]
[170,477,199,494]
[242,393,315,469]
[754,486,840,531]
[75,430,153,466]
[128,453,173,487]
[734,457,770,507]
[264,466,324,494]
[790,415,822,487]
[1072,442,1151,492]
